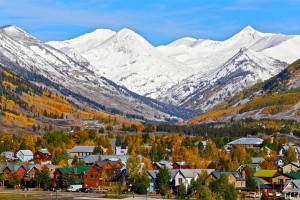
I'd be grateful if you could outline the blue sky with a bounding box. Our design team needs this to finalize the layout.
[1,0,300,45]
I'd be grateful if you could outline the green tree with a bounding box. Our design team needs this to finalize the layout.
[209,174,237,200]
[199,185,214,200]
[284,147,297,164]
[0,173,7,186]
[8,171,21,188]
[93,146,104,154]
[61,172,70,188]
[132,172,150,194]
[34,166,51,188]
[246,175,256,191]
[178,183,186,199]
[156,167,171,197]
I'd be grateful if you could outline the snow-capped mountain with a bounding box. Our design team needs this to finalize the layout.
[48,28,191,99]
[49,25,299,111]
[0,25,197,120]
[159,48,287,110]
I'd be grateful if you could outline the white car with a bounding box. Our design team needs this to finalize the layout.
[248,192,260,198]
[268,191,281,197]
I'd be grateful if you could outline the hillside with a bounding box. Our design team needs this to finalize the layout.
[0,25,197,121]
[0,64,124,133]
[189,59,300,124]
[49,26,298,111]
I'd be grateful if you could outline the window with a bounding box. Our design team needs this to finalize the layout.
[278,179,283,184]
[179,178,182,184]
[90,173,94,178]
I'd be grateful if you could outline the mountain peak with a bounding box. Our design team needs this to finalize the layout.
[0,25,24,33]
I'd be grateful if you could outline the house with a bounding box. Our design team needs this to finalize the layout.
[147,169,179,193]
[68,146,95,165]
[227,138,263,151]
[280,162,300,173]
[52,166,90,187]
[254,177,273,194]
[174,169,215,190]
[2,164,27,179]
[279,145,300,161]
[204,171,246,190]
[275,157,284,167]
[254,169,290,190]
[1,152,14,160]
[84,161,122,188]
[69,146,95,158]
[115,146,128,156]
[34,149,51,164]
[83,155,134,165]
[172,162,192,169]
[16,150,34,162]
[237,164,261,173]
[283,180,300,199]
[152,161,173,170]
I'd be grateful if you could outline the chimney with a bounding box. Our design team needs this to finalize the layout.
[242,170,246,179]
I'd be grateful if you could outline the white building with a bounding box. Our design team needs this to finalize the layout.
[16,150,33,162]
[283,180,300,199]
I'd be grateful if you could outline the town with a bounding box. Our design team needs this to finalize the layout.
[0,127,299,200]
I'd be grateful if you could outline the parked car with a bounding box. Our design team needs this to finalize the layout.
[248,192,260,198]
[268,191,281,197]
[66,185,82,192]
[85,188,96,193]
[77,188,88,192]
[52,186,61,192]
[44,186,52,191]
[95,188,109,194]
[122,189,129,194]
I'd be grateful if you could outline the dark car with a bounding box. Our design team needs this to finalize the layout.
[85,188,96,193]
[44,186,52,191]
[122,189,129,194]
[77,188,88,192]
[52,186,61,192]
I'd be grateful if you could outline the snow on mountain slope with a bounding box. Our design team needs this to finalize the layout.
[48,25,299,111]
[48,28,191,99]
[0,25,197,120]
[159,48,288,110]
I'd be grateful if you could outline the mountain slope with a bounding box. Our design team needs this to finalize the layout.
[0,64,117,133]
[48,28,191,99]
[0,25,197,121]
[189,59,300,124]
[49,26,298,111]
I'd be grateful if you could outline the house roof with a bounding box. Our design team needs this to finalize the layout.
[284,173,300,179]
[147,169,179,180]
[38,149,51,155]
[6,164,23,172]
[211,171,245,181]
[58,166,90,174]
[254,177,272,189]
[70,146,95,153]
[283,180,300,192]
[95,161,122,168]
[252,157,265,164]
[83,154,133,164]
[1,152,14,159]
[254,170,277,178]
[110,138,116,147]
[18,150,33,156]
[241,164,261,169]
[154,161,173,169]
[228,138,263,145]
[179,169,215,178]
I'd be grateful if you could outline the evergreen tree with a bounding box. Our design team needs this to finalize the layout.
[156,167,171,197]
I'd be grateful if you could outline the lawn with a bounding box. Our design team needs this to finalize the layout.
[0,193,56,199]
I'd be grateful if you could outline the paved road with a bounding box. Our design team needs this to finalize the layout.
[0,190,164,200]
